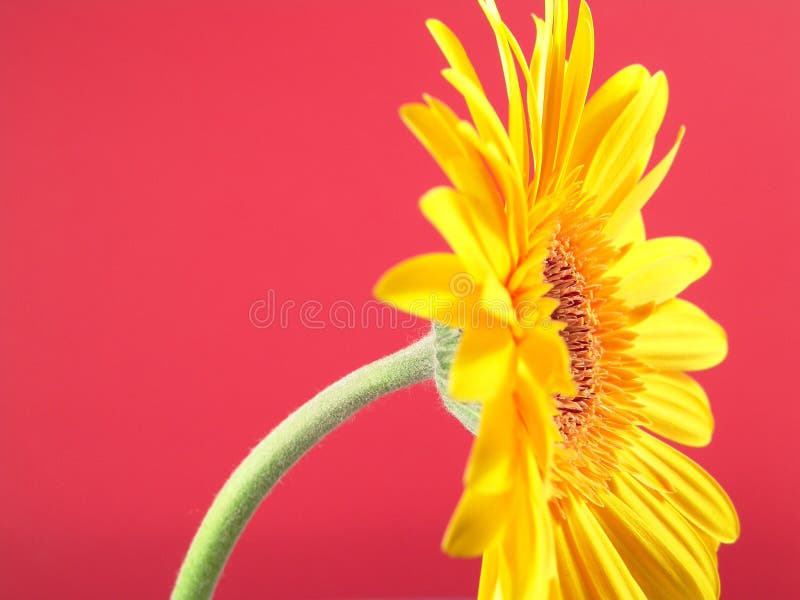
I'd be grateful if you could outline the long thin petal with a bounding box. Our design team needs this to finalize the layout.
[374,253,466,323]
[524,443,556,592]
[605,236,711,307]
[462,393,518,494]
[479,0,530,183]
[426,19,484,92]
[529,14,549,195]
[477,548,502,600]
[498,458,554,599]
[401,99,504,210]
[449,323,516,402]
[583,72,669,216]
[553,518,592,600]
[618,475,720,587]
[605,127,685,240]
[477,139,527,265]
[518,326,575,396]
[567,64,650,175]
[615,211,646,247]
[442,487,512,557]
[554,1,594,187]
[562,498,647,599]
[399,102,467,188]
[636,433,740,543]
[515,374,559,476]
[421,95,507,207]
[539,0,568,192]
[638,370,714,447]
[595,475,720,599]
[420,186,511,281]
[442,68,518,169]
[629,298,728,371]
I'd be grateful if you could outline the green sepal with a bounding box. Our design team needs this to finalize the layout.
[432,323,482,436]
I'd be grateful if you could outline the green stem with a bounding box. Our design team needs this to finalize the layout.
[171,334,435,600]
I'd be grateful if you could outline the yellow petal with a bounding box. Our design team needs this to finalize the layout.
[449,323,516,402]
[529,14,549,194]
[638,370,714,447]
[374,253,466,323]
[476,139,527,265]
[548,578,565,600]
[583,72,669,216]
[498,462,554,599]
[568,64,650,175]
[539,0,568,191]
[442,487,511,557]
[479,0,530,183]
[605,127,685,240]
[629,298,728,371]
[420,187,511,281]
[477,548,503,600]
[636,433,740,543]
[483,13,542,199]
[399,102,467,187]
[596,475,720,599]
[615,210,646,247]
[529,15,549,118]
[424,33,521,196]
[423,93,461,129]
[619,446,674,494]
[420,96,507,207]
[518,326,575,396]
[553,1,594,187]
[515,377,559,476]
[474,274,516,333]
[553,519,592,600]
[426,19,483,92]
[462,392,517,494]
[441,68,517,170]
[523,443,556,591]
[606,236,711,307]
[617,475,720,583]
[562,498,647,599]
[698,529,721,558]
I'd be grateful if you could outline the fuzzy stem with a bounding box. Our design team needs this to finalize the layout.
[171,334,435,600]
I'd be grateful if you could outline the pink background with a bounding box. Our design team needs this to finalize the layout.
[1,1,797,598]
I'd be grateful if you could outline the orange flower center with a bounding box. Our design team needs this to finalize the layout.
[538,216,648,503]
[544,233,603,443]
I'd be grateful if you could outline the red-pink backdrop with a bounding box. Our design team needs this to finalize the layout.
[1,1,797,598]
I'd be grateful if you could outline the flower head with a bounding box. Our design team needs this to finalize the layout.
[375,0,738,598]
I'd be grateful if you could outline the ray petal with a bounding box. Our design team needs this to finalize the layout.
[449,322,516,402]
[594,475,720,599]
[539,0,568,192]
[562,498,647,599]
[420,186,511,281]
[629,298,727,371]
[374,253,467,323]
[605,236,711,307]
[442,487,512,557]
[426,19,484,92]
[583,72,669,215]
[441,68,518,168]
[567,64,650,175]
[636,433,740,543]
[638,370,714,447]
[479,0,530,183]
[605,127,685,239]
[554,1,594,187]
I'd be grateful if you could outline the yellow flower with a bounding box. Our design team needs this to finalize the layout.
[375,0,738,598]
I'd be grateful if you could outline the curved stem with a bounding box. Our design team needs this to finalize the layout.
[171,334,435,600]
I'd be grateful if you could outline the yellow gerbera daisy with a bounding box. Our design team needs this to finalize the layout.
[374,1,739,598]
